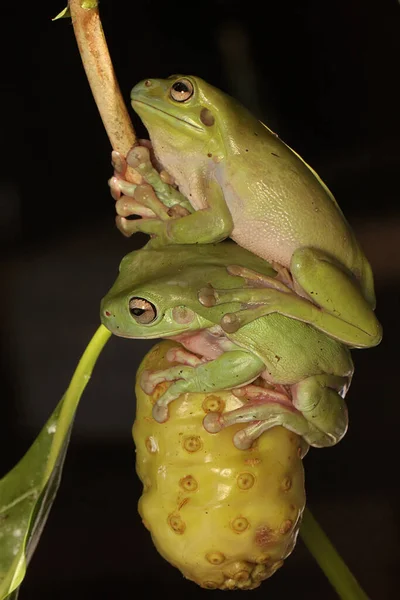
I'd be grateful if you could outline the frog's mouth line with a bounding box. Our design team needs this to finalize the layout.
[131,99,203,132]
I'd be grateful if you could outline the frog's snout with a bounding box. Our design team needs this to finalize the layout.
[100,299,117,332]
[130,79,156,102]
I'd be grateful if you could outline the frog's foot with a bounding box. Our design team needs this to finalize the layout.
[203,379,346,448]
[140,369,166,396]
[141,364,195,395]
[110,146,192,236]
[203,384,292,435]
[124,145,193,214]
[232,421,309,458]
[110,149,170,223]
[226,265,294,292]
[198,284,303,333]
[144,349,264,424]
[127,145,175,187]
[232,382,290,400]
[135,139,166,175]
[202,392,312,450]
[111,150,143,185]
[114,194,158,219]
[115,206,171,241]
[165,346,206,367]
[140,364,196,423]
[198,274,292,310]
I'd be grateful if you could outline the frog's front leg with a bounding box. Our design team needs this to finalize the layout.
[125,146,194,213]
[110,145,195,238]
[112,146,233,244]
[117,175,234,245]
[111,146,193,213]
[110,150,171,221]
[140,349,264,424]
[199,251,382,348]
[203,374,349,448]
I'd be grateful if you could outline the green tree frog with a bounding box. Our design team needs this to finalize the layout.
[110,75,382,350]
[101,241,353,450]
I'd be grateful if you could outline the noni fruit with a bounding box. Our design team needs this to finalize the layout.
[133,341,307,590]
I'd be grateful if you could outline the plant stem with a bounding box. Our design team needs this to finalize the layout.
[44,325,111,480]
[300,508,370,600]
[68,0,136,155]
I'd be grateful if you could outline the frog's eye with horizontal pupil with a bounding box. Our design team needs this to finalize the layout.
[170,79,194,102]
[129,298,157,324]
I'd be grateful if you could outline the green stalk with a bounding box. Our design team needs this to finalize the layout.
[44,324,111,480]
[300,508,370,600]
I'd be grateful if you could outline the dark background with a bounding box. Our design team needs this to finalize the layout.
[1,0,399,597]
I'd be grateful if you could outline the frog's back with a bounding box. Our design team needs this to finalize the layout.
[231,313,353,385]
[213,97,372,298]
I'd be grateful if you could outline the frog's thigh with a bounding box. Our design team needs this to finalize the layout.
[291,374,349,447]
[291,247,382,346]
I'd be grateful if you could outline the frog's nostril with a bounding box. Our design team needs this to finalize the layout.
[104,310,112,318]
[144,79,152,88]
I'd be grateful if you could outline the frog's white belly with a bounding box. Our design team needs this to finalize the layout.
[214,164,360,273]
[165,153,292,263]
[170,156,359,274]
[215,168,296,268]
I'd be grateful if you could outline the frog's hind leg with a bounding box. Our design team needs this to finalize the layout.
[203,388,321,449]
[199,252,382,348]
[290,247,382,347]
[291,374,349,447]
[203,376,349,448]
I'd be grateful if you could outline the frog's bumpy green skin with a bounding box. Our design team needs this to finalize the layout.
[110,75,382,350]
[101,242,353,449]
[133,341,307,590]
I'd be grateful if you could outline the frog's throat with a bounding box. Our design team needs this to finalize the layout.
[131,99,203,132]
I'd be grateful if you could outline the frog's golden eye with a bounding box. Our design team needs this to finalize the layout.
[129,297,157,324]
[170,79,194,102]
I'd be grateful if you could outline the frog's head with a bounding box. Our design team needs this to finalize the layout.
[100,250,214,340]
[130,75,250,167]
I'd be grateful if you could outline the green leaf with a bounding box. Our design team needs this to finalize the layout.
[52,6,70,20]
[52,1,99,20]
[0,325,111,599]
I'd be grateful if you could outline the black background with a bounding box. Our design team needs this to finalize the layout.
[1,0,399,598]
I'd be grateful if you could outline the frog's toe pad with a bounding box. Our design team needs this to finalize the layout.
[140,370,158,395]
[111,151,126,174]
[198,287,217,307]
[152,403,169,423]
[233,428,254,450]
[203,412,223,433]
[221,313,241,333]
[127,145,151,168]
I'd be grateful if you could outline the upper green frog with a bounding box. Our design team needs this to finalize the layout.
[112,75,382,350]
[101,241,353,450]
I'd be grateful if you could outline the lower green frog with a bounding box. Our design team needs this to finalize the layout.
[101,242,353,449]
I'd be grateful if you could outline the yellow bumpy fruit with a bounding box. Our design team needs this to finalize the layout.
[133,341,307,590]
